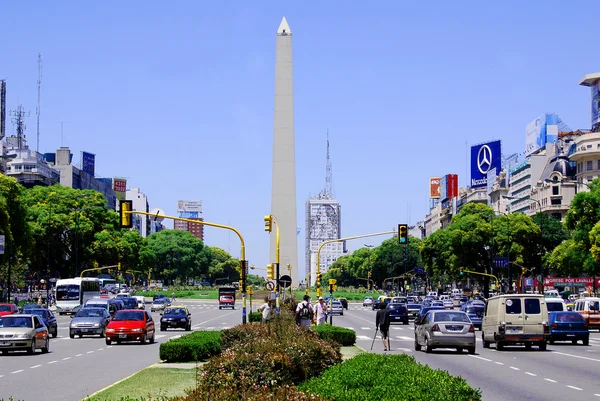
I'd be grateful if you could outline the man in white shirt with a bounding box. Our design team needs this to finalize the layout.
[314,296,328,325]
[295,294,314,328]
[259,299,273,323]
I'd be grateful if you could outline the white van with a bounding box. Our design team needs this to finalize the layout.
[545,298,567,312]
[482,294,549,351]
[573,297,600,330]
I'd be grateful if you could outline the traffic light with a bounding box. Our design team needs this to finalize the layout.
[118,262,122,271]
[340,265,344,273]
[120,200,133,228]
[266,264,274,280]
[398,224,408,244]
[316,272,322,284]
[522,268,527,275]
[459,267,464,275]
[264,215,273,232]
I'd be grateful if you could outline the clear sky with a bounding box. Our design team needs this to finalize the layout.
[3,1,600,278]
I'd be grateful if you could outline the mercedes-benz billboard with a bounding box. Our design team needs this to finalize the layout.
[470,140,501,188]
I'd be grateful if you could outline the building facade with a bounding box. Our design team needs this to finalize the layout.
[174,218,204,241]
[126,188,150,238]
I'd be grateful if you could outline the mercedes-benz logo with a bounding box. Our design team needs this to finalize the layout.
[477,145,493,175]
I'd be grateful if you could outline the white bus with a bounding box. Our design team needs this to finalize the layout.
[98,277,117,289]
[55,278,101,315]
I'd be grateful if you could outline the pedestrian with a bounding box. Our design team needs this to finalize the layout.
[37,294,43,306]
[295,294,314,328]
[313,296,328,326]
[14,296,19,306]
[258,299,273,323]
[375,304,391,351]
[171,291,175,302]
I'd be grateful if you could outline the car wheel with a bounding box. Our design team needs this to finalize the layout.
[42,338,49,354]
[105,338,111,346]
[140,333,147,345]
[583,338,589,346]
[27,341,35,355]
[539,341,547,351]
[149,332,155,344]
[52,328,57,338]
[414,336,421,351]
[186,324,191,331]
[482,333,490,348]
[69,331,75,339]
[425,338,433,353]
[100,328,105,338]
[468,346,476,355]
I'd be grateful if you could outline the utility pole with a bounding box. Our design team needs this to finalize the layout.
[36,52,42,153]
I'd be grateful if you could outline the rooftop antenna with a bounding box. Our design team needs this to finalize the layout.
[10,105,30,149]
[36,52,42,153]
[324,129,333,197]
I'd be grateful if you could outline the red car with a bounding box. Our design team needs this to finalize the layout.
[0,303,18,317]
[105,310,155,345]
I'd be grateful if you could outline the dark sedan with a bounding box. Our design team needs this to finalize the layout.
[388,303,409,325]
[549,311,589,345]
[414,306,445,326]
[461,304,484,330]
[28,308,58,338]
[160,306,192,331]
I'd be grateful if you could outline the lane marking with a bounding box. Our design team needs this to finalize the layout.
[75,353,83,357]
[525,372,536,376]
[11,370,23,374]
[545,378,557,383]
[97,348,103,351]
[397,348,413,352]
[593,394,600,397]
[154,335,166,339]
[0,375,3,378]
[30,365,42,369]
[62,357,71,360]
[509,366,520,371]
[344,327,355,330]
[468,355,492,362]
[47,360,57,364]
[567,385,582,391]
[552,351,600,363]
[357,335,371,340]
[396,336,413,341]
[361,327,371,330]
[494,362,504,365]
[86,351,94,354]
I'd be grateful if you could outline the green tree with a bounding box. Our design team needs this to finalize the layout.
[546,239,587,276]
[207,246,240,282]
[531,212,569,274]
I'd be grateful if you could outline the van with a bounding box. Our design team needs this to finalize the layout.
[573,297,600,330]
[84,298,120,316]
[546,298,567,312]
[482,294,549,351]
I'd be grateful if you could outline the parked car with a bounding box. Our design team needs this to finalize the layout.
[27,308,58,338]
[160,306,192,331]
[388,303,409,325]
[105,310,155,345]
[414,310,476,354]
[548,311,589,345]
[0,314,50,354]
[70,307,111,338]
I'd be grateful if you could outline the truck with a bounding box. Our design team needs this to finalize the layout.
[218,287,236,310]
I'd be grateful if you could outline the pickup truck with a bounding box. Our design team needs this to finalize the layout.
[218,287,236,310]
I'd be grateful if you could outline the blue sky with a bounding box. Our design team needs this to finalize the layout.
[3,1,600,278]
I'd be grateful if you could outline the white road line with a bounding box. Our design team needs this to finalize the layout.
[357,335,371,340]
[47,361,57,364]
[567,385,583,391]
[62,357,71,360]
[594,393,600,397]
[344,327,355,331]
[75,353,83,357]
[205,327,215,330]
[552,351,600,363]
[396,336,413,341]
[397,348,413,353]
[545,378,557,383]
[361,327,371,330]
[171,335,181,340]
[525,372,536,376]
[222,327,230,330]
[0,375,3,378]
[86,351,94,354]
[30,365,42,369]
[11,370,23,374]
[468,355,492,362]
[495,362,504,365]
[509,366,520,371]
[154,335,166,339]
[97,348,103,351]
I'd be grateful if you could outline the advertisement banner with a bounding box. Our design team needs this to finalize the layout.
[592,80,600,130]
[177,200,202,213]
[448,174,458,199]
[525,113,559,156]
[113,178,127,201]
[470,140,501,188]
[440,175,448,201]
[81,151,96,176]
[544,277,600,287]
[429,177,441,199]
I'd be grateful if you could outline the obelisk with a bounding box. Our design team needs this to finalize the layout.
[271,16,298,288]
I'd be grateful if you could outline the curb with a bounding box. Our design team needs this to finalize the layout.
[82,362,159,400]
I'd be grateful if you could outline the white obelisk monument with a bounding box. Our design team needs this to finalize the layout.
[270,17,299,288]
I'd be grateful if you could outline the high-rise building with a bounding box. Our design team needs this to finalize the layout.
[126,188,150,237]
[270,17,299,286]
[305,136,342,286]
[174,200,204,241]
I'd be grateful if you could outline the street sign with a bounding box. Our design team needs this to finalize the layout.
[536,274,543,283]
[265,281,275,291]
[0,234,4,254]
[524,278,533,287]
[279,275,292,288]
[328,278,337,285]
[414,267,425,275]
[493,257,509,268]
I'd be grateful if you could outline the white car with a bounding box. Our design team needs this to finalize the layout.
[443,299,454,309]
[363,297,374,307]
[328,301,344,315]
[133,295,146,310]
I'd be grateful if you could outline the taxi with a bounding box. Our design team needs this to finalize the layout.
[160,305,192,331]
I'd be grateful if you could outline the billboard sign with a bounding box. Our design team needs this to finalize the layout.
[470,140,501,188]
[81,151,95,176]
[592,80,600,131]
[429,177,441,199]
[113,178,127,201]
[439,175,448,201]
[525,113,559,156]
[177,200,202,213]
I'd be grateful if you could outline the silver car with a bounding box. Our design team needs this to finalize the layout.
[414,310,475,354]
[151,298,171,312]
[70,307,111,338]
[0,314,50,355]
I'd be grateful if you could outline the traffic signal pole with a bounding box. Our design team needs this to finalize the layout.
[122,207,249,324]
[461,269,500,292]
[264,214,281,314]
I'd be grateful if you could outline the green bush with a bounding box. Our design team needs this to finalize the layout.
[249,311,262,323]
[313,325,356,346]
[159,330,221,363]
[299,353,482,401]
[173,384,330,401]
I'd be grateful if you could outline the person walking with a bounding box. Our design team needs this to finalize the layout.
[313,296,328,326]
[259,299,274,323]
[375,304,391,351]
[295,294,314,328]
[171,291,175,303]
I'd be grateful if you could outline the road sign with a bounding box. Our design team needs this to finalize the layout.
[279,275,292,288]
[265,281,275,291]
[536,274,543,283]
[0,235,4,254]
[524,278,533,287]
[414,267,425,275]
[493,257,509,268]
[328,278,337,285]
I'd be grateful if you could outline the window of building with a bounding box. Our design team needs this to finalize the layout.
[587,161,593,171]
[588,144,593,149]
[597,159,600,170]
[552,186,559,195]
[551,198,562,205]
[588,176,594,182]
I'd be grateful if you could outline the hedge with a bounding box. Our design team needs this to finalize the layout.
[299,353,482,401]
[312,325,356,346]
[249,311,262,323]
[159,330,221,363]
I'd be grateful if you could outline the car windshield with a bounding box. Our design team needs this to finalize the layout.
[434,312,470,323]
[0,316,33,328]
[332,302,342,307]
[0,305,12,312]
[465,306,484,314]
[112,311,144,321]
[77,309,105,318]
[29,309,50,319]
[164,308,186,315]
[56,284,80,301]
[121,298,137,308]
[554,313,584,323]
[388,303,404,310]
[407,304,421,309]
[547,302,565,312]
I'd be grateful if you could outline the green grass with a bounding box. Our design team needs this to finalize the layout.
[83,367,198,401]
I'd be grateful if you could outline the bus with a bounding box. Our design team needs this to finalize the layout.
[98,277,117,289]
[55,278,101,315]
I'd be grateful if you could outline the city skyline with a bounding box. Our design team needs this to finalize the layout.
[2,2,599,275]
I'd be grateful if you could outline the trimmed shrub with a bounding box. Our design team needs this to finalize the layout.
[249,311,262,323]
[159,330,221,363]
[313,325,356,346]
[299,353,482,401]
[171,384,330,401]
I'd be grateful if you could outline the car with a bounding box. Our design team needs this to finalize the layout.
[0,303,18,316]
[105,310,155,345]
[120,297,138,310]
[133,295,146,309]
[328,301,344,315]
[461,304,484,330]
[391,297,408,304]
[388,303,409,325]
[70,307,111,338]
[151,298,171,312]
[363,297,374,307]
[414,306,445,326]
[153,294,167,301]
[414,310,476,354]
[27,308,58,338]
[160,306,192,331]
[338,298,348,310]
[548,311,589,345]
[0,314,50,354]
[406,303,422,319]
[372,297,392,310]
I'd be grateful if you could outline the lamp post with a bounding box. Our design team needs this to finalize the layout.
[365,244,374,290]
[528,198,545,294]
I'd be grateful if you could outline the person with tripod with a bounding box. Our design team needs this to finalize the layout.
[375,304,391,351]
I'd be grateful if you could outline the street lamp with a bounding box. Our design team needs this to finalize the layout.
[365,244,374,290]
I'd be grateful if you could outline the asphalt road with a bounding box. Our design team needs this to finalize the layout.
[0,299,243,401]
[337,303,600,401]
